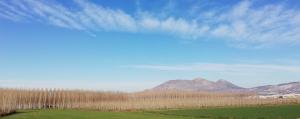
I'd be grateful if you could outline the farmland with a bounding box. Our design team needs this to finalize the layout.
[1,88,299,113]
[2,105,300,119]
[1,88,300,118]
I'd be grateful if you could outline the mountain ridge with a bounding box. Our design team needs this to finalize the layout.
[152,77,300,95]
[153,77,245,92]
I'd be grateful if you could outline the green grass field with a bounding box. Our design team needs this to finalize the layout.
[2,105,300,119]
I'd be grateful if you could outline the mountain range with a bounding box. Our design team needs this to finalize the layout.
[152,78,300,95]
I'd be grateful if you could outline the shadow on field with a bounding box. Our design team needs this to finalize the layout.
[145,111,211,118]
[145,111,272,119]
[1,110,35,118]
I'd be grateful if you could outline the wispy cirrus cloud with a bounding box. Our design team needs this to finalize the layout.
[132,63,300,86]
[0,0,300,47]
[0,79,159,92]
[132,63,300,73]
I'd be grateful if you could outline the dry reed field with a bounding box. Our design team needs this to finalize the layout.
[1,88,299,116]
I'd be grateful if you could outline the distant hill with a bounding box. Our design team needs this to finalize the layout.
[152,77,300,95]
[152,78,245,92]
[249,82,300,95]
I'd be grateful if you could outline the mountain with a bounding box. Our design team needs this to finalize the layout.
[152,77,300,95]
[250,82,300,95]
[152,78,245,92]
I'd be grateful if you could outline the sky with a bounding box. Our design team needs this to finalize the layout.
[0,0,300,92]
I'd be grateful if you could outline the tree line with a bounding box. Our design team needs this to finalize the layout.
[1,88,299,116]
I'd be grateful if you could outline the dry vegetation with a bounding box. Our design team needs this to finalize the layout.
[1,88,299,116]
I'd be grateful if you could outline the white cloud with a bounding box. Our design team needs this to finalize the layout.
[139,16,160,30]
[0,79,159,92]
[0,0,300,47]
[132,63,300,87]
[132,63,300,73]
[74,0,137,32]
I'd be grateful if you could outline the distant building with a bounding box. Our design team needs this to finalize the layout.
[257,93,300,99]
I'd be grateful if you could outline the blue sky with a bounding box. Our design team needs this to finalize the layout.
[0,0,300,91]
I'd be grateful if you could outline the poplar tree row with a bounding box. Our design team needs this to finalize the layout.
[1,88,299,115]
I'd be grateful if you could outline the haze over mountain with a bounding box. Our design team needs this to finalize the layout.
[153,78,245,92]
[250,82,300,95]
[152,78,300,95]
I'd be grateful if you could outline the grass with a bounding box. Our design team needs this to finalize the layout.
[2,105,300,119]
[1,110,191,119]
[152,105,300,119]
